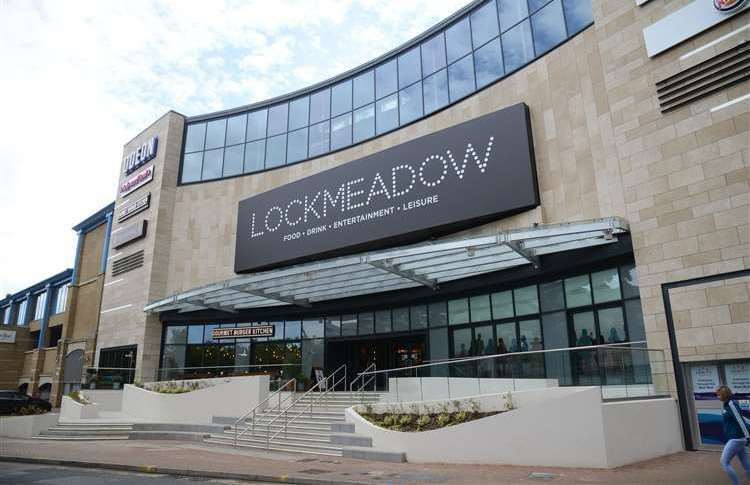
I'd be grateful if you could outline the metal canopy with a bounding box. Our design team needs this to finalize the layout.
[144,217,628,314]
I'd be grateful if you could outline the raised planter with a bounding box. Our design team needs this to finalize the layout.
[0,413,58,438]
[60,395,100,421]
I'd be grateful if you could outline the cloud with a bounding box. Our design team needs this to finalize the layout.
[0,0,466,295]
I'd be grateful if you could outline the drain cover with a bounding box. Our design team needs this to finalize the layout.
[529,472,559,480]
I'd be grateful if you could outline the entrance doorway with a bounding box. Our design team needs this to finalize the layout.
[326,335,426,391]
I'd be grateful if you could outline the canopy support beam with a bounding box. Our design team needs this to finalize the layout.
[369,260,438,290]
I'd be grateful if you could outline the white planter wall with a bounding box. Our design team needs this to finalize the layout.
[84,390,123,412]
[383,377,557,403]
[0,413,58,438]
[60,396,100,421]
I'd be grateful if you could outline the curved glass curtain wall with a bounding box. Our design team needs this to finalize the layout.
[180,0,593,184]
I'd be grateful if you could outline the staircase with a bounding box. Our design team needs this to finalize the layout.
[35,422,133,441]
[204,391,383,456]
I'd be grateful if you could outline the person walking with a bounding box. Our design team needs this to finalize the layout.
[716,385,750,485]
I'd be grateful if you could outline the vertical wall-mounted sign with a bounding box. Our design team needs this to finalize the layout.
[120,165,155,197]
[117,193,151,222]
[112,220,148,249]
[123,137,158,174]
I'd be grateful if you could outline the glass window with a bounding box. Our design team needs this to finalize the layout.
[34,292,46,320]
[375,310,391,333]
[284,320,302,340]
[187,325,203,344]
[514,285,539,315]
[182,152,203,183]
[625,300,646,342]
[244,140,265,172]
[470,294,492,322]
[219,344,235,367]
[353,70,374,108]
[471,1,500,49]
[599,307,626,344]
[376,94,399,135]
[203,324,219,343]
[265,134,287,168]
[325,316,341,337]
[531,0,566,55]
[375,59,397,99]
[162,345,185,370]
[410,305,428,329]
[205,119,226,150]
[55,285,68,314]
[309,89,330,124]
[452,327,473,357]
[474,325,494,355]
[592,268,621,303]
[565,275,591,308]
[165,326,187,345]
[542,311,571,384]
[539,280,564,312]
[620,264,639,299]
[519,318,542,351]
[496,321,516,352]
[448,54,475,101]
[448,298,470,325]
[235,342,250,367]
[428,301,447,327]
[302,319,324,339]
[398,47,421,89]
[302,338,324,386]
[267,104,288,136]
[429,327,449,362]
[184,123,206,153]
[353,104,375,143]
[288,96,309,131]
[474,37,504,88]
[498,0,528,32]
[247,110,267,141]
[341,314,357,336]
[203,345,219,367]
[223,144,244,177]
[16,300,26,325]
[502,19,534,72]
[421,33,446,76]
[358,312,374,335]
[309,121,330,157]
[287,128,308,163]
[201,148,223,180]
[491,291,514,319]
[572,311,595,346]
[331,80,352,117]
[331,113,352,150]
[226,114,247,146]
[528,0,551,13]
[393,307,410,332]
[185,346,203,369]
[445,17,472,64]
[563,0,592,35]
[423,69,449,114]
[399,82,423,125]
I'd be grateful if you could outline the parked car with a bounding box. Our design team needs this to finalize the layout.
[0,390,52,415]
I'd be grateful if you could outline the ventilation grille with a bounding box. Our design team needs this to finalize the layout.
[111,250,144,277]
[656,40,750,113]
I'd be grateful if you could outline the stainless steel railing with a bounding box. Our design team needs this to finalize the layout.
[349,362,376,404]
[234,378,296,446]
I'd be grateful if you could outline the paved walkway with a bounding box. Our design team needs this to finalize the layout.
[0,438,734,484]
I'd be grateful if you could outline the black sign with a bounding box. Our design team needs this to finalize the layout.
[112,220,147,249]
[235,103,538,273]
[212,326,275,339]
[118,193,151,222]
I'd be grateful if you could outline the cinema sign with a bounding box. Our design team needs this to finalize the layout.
[235,103,539,273]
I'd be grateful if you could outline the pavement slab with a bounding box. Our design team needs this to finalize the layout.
[0,438,733,484]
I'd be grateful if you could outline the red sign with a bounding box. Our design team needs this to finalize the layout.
[714,0,746,12]
[120,165,154,197]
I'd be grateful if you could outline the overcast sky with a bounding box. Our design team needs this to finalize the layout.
[0,0,467,296]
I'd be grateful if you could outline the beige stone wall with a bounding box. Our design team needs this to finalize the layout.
[77,224,105,283]
[0,327,34,390]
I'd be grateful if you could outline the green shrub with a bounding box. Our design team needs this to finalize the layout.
[416,414,431,430]
[398,414,413,426]
[436,413,451,427]
[454,410,469,423]
[382,415,396,427]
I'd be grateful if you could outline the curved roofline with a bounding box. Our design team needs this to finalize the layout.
[187,0,483,122]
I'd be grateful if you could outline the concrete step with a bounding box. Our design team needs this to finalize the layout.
[210,432,337,448]
[342,446,406,463]
[204,438,342,457]
[220,427,331,441]
[56,422,133,427]
[40,429,131,436]
[206,435,344,455]
[32,435,130,441]
[129,431,210,442]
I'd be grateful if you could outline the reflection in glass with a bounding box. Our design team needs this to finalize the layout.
[203,324,219,343]
[341,314,357,336]
[247,110,267,141]
[331,113,352,150]
[502,19,534,72]
[310,89,331,124]
[301,338,324,386]
[302,319,324,339]
[448,298,470,325]
[226,114,247,146]
[375,310,392,334]
[421,33,446,76]
[185,123,206,153]
[309,121,330,157]
[498,0,528,32]
[599,307,626,343]
[201,149,223,180]
[471,0,499,49]
[265,134,287,168]
[399,82,423,125]
[325,316,341,337]
[235,342,250,368]
[448,54,475,101]
[331,80,352,117]
[353,104,375,143]
[284,320,302,340]
[563,0,593,35]
[205,119,226,150]
[267,104,288,136]
[410,305,428,329]
[375,59,397,99]
[474,37,504,88]
[519,318,542,350]
[358,312,374,335]
[353,70,374,108]
[452,327,473,357]
[428,301,448,327]
[539,280,564,312]
[187,325,203,344]
[491,291,514,319]
[470,294,492,322]
[376,94,398,135]
[496,321,516,352]
[625,300,645,342]
[542,311,571,384]
[223,144,244,177]
[445,17,472,64]
[181,152,203,183]
[244,140,265,172]
[573,311,595,346]
[528,0,551,13]
[620,264,639,298]
[393,307,410,332]
[531,0,567,55]
[429,327,449,376]
[287,128,308,163]
[398,47,422,89]
[514,285,539,315]
[165,326,187,345]
[288,96,309,131]
[592,268,621,303]
[423,69,449,114]
[565,275,591,308]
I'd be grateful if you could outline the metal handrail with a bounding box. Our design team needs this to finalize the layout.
[265,365,347,448]
[349,362,376,404]
[355,340,653,376]
[234,378,296,446]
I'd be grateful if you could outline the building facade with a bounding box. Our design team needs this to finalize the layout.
[1,0,743,450]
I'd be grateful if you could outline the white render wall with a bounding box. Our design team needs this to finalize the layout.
[346,387,683,468]
[0,413,58,438]
[383,377,558,403]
